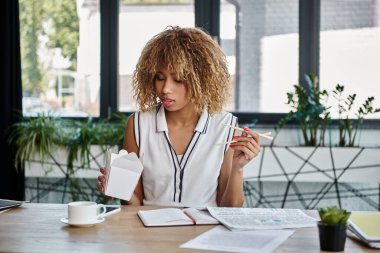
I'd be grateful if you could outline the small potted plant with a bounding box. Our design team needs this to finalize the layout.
[318,206,351,252]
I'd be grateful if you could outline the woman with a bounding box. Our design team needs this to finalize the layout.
[98,26,260,207]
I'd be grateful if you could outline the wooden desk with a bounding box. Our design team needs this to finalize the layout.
[0,203,377,253]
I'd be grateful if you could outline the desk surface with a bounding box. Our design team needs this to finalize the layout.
[0,203,377,253]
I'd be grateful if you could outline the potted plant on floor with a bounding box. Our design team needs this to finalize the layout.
[318,206,351,251]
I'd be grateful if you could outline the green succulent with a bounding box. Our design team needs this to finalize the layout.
[318,206,351,226]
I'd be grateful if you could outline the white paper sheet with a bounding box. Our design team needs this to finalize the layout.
[180,225,295,253]
[207,207,317,231]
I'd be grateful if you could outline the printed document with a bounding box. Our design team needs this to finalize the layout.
[180,225,295,253]
[207,207,317,231]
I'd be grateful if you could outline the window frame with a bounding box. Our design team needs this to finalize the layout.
[100,0,118,118]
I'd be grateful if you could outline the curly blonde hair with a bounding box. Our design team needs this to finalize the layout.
[132,26,230,115]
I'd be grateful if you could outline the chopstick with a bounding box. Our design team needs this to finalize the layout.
[214,140,237,146]
[223,124,274,140]
[214,125,274,146]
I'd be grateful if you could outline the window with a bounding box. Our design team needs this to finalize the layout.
[19,0,100,117]
[118,0,194,112]
[222,0,299,113]
[320,0,380,118]
[19,0,380,122]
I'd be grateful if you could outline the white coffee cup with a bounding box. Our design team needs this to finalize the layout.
[67,201,106,224]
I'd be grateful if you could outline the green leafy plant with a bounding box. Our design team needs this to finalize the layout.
[279,74,330,146]
[318,206,351,226]
[280,75,380,147]
[333,84,380,147]
[8,113,129,202]
[8,114,63,171]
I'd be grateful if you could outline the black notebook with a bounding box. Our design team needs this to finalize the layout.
[0,199,23,212]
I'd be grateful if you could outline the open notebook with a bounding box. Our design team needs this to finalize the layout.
[137,208,219,227]
[349,213,380,242]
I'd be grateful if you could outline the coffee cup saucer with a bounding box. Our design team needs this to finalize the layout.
[60,217,105,227]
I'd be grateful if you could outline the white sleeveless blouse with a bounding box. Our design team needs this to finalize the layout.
[133,105,237,207]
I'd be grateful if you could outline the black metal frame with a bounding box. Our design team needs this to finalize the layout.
[243,146,380,210]
[25,145,380,210]
[100,0,119,118]
[25,148,107,203]
[299,0,320,91]
[195,0,220,43]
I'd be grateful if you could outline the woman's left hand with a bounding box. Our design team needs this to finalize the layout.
[229,126,261,170]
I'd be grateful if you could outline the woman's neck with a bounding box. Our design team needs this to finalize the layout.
[165,106,200,128]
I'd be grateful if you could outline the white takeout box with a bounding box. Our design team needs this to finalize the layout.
[104,149,143,201]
